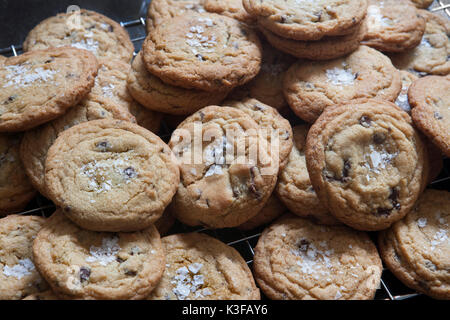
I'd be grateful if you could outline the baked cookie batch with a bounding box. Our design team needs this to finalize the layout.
[0,0,448,300]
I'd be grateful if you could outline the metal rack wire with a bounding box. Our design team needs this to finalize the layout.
[1,0,449,301]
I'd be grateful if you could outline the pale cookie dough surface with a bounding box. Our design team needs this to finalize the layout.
[142,12,262,92]
[23,9,134,63]
[283,46,401,123]
[276,125,340,225]
[148,233,260,300]
[0,215,48,300]
[0,134,36,215]
[305,100,428,231]
[243,0,368,40]
[0,47,98,132]
[253,215,382,300]
[379,189,450,300]
[169,106,278,228]
[33,211,165,300]
[44,119,180,232]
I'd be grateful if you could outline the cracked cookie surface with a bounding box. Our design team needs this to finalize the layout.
[378,189,450,300]
[33,210,165,300]
[44,119,180,232]
[148,232,260,300]
[253,215,382,300]
[305,99,428,231]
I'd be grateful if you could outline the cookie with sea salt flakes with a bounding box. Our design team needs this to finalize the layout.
[0,215,48,300]
[0,47,98,132]
[23,9,134,63]
[253,215,382,300]
[305,99,428,231]
[44,119,180,232]
[33,210,165,300]
[283,45,401,123]
[409,75,450,158]
[142,12,262,92]
[169,106,278,229]
[362,0,426,53]
[148,232,260,300]
[243,0,368,41]
[378,189,450,300]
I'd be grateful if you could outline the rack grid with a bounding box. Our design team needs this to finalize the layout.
[1,0,449,301]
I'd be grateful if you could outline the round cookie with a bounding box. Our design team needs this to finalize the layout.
[44,119,180,232]
[378,189,450,300]
[0,47,98,132]
[33,210,165,300]
[409,75,450,157]
[223,98,293,169]
[204,0,256,24]
[395,70,418,113]
[146,0,207,31]
[20,98,135,197]
[22,290,59,300]
[276,125,340,225]
[23,9,134,63]
[283,45,401,123]
[238,194,286,231]
[127,52,230,115]
[305,99,428,231]
[0,134,36,215]
[410,0,434,9]
[390,10,450,76]
[142,12,262,92]
[259,19,367,60]
[253,215,382,300]
[243,0,368,41]
[0,215,48,300]
[362,0,426,52]
[169,106,278,228]
[148,232,260,300]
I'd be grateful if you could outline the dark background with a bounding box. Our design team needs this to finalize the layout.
[0,0,150,48]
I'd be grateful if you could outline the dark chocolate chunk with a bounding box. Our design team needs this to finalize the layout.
[359,116,372,128]
[79,267,91,283]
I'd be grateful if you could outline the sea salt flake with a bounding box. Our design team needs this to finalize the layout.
[85,236,120,266]
[326,67,355,86]
[417,218,427,228]
[2,258,35,279]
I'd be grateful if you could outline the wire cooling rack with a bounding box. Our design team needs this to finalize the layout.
[1,0,449,301]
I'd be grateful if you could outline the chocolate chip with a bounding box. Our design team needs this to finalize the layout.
[195,54,205,61]
[123,167,137,179]
[64,206,71,212]
[373,132,386,144]
[354,72,359,80]
[95,141,111,152]
[376,207,392,216]
[124,270,137,277]
[434,111,443,120]
[343,160,351,179]
[79,267,91,283]
[199,111,205,121]
[44,58,54,64]
[314,11,322,22]
[116,257,125,263]
[389,187,401,211]
[3,95,17,105]
[298,239,310,252]
[359,116,372,128]
[280,15,288,23]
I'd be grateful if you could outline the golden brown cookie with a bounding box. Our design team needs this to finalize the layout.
[410,0,434,8]
[379,189,450,300]
[44,119,180,232]
[253,215,382,300]
[409,75,450,157]
[148,233,260,300]
[306,99,428,231]
[0,215,48,300]
[0,47,98,132]
[22,290,59,300]
[33,210,165,300]
[142,12,262,92]
[204,0,256,24]
[283,45,401,123]
[23,9,134,62]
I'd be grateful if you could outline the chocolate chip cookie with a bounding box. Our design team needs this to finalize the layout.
[276,125,340,225]
[0,215,48,300]
[409,75,450,157]
[23,9,134,63]
[306,99,428,231]
[127,52,230,115]
[204,0,256,24]
[148,232,260,300]
[243,0,368,40]
[378,189,450,300]
[22,290,59,300]
[253,214,382,300]
[362,0,426,52]
[44,119,180,232]
[169,106,278,228]
[0,47,98,132]
[410,0,434,9]
[0,134,36,215]
[390,10,450,76]
[142,12,262,92]
[283,45,401,123]
[33,210,165,300]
